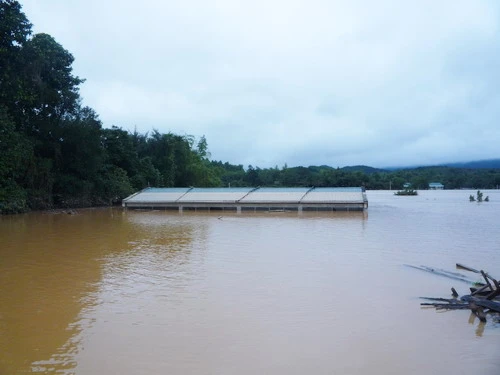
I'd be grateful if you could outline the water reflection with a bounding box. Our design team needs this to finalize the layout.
[0,209,198,374]
[0,211,103,374]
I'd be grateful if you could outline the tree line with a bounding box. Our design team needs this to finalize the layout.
[1,1,499,214]
[211,163,500,191]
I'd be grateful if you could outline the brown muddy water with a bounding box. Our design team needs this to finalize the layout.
[1,190,499,374]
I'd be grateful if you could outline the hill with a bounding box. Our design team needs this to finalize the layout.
[442,159,500,169]
[383,158,500,171]
[340,165,387,174]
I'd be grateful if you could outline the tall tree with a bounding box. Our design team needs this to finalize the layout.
[0,0,32,113]
[17,33,84,134]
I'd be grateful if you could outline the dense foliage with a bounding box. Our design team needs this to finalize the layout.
[1,1,499,213]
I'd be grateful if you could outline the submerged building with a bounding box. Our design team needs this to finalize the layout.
[428,182,444,190]
[122,187,368,212]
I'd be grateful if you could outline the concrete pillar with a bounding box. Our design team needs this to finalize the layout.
[237,206,241,214]
[179,206,183,213]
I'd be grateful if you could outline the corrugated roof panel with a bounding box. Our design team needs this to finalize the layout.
[256,187,310,192]
[126,191,187,203]
[190,188,252,193]
[147,188,191,193]
[241,187,309,203]
[301,191,364,203]
[179,189,251,202]
[312,187,362,192]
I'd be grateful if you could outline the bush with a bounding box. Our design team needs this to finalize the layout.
[0,183,29,214]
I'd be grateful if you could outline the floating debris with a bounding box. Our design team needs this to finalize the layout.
[415,263,500,323]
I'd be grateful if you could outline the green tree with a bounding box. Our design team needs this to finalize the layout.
[17,33,84,133]
[196,135,210,159]
[0,0,32,115]
[0,106,32,212]
[101,126,139,178]
[97,165,134,205]
[245,165,261,186]
[52,107,105,205]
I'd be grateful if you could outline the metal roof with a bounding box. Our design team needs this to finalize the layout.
[301,187,364,203]
[239,187,310,203]
[123,187,190,203]
[123,187,366,205]
[147,188,191,193]
[178,187,252,202]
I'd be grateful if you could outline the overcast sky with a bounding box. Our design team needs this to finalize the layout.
[19,0,500,168]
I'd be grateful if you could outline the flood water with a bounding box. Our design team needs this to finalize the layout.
[1,190,499,374]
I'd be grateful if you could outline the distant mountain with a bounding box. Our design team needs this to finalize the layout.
[340,165,387,174]
[306,159,500,173]
[383,158,500,171]
[442,159,500,169]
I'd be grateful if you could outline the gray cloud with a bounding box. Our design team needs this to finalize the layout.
[20,0,500,167]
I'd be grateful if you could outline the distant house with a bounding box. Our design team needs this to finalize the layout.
[403,182,412,189]
[428,182,444,190]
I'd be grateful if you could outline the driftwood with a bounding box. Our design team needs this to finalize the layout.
[460,295,500,312]
[456,263,480,273]
[417,263,500,323]
[420,303,471,310]
[470,284,491,296]
[420,296,500,312]
[456,263,500,299]
[404,264,474,284]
